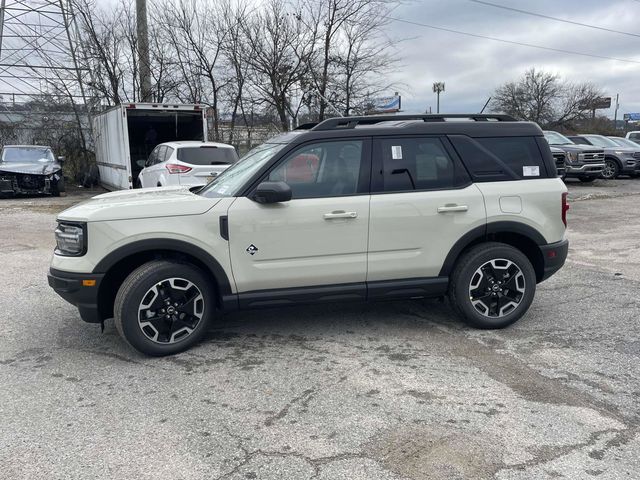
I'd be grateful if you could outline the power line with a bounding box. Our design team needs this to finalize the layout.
[469,0,640,38]
[388,17,640,65]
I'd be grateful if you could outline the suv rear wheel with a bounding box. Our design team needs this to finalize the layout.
[449,242,536,329]
[114,260,215,356]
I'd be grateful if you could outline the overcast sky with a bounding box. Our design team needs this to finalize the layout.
[386,0,640,118]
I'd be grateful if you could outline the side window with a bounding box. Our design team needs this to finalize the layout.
[629,133,640,141]
[268,140,364,199]
[155,146,167,164]
[449,135,548,181]
[476,137,548,178]
[374,137,469,192]
[146,147,159,167]
[164,146,174,162]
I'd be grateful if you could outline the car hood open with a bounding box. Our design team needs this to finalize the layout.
[57,186,222,222]
[0,161,61,175]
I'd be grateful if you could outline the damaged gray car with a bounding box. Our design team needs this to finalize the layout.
[0,145,66,196]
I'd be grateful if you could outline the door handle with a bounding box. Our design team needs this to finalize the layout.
[323,211,358,220]
[437,204,468,213]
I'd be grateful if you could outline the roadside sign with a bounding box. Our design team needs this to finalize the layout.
[623,113,640,121]
[366,94,401,114]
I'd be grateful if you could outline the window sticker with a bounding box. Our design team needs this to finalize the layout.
[391,145,403,160]
[522,166,540,177]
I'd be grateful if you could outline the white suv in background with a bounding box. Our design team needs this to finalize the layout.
[138,141,238,188]
[48,114,569,356]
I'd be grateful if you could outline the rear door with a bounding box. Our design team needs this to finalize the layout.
[367,136,486,295]
[227,138,371,304]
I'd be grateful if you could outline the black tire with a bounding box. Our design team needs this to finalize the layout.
[448,242,537,329]
[114,260,215,356]
[601,158,620,180]
[578,177,596,183]
[51,176,65,196]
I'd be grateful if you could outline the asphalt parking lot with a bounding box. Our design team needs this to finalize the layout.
[1,180,639,480]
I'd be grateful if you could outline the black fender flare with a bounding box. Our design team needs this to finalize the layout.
[438,221,547,277]
[93,238,234,300]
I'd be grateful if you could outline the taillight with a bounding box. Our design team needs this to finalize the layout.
[561,192,569,227]
[166,164,192,174]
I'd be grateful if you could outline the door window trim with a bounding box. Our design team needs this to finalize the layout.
[370,134,472,195]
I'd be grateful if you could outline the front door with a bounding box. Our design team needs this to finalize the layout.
[227,139,371,302]
[367,136,486,289]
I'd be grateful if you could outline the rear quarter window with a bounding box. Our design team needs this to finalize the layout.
[449,135,549,181]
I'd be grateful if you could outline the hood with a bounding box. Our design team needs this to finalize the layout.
[603,146,638,154]
[0,161,61,175]
[549,144,603,154]
[57,186,221,222]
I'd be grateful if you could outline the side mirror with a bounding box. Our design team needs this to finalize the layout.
[57,156,65,164]
[253,181,292,204]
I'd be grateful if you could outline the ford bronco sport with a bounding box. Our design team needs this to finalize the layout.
[48,114,569,356]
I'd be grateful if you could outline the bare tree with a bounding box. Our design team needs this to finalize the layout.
[491,68,604,128]
[301,0,398,120]
[72,0,130,105]
[332,11,399,115]
[158,0,231,139]
[243,0,314,131]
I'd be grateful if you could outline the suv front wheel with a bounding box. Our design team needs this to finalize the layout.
[114,260,215,355]
[449,242,536,329]
[601,158,619,180]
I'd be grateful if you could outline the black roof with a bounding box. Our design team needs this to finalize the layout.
[273,114,543,145]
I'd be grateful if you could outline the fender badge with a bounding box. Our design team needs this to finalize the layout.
[246,244,259,255]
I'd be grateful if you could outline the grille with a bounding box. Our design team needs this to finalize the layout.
[16,174,46,190]
[582,152,604,163]
[553,153,566,176]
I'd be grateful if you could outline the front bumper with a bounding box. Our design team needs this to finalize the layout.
[620,158,640,174]
[539,239,569,282]
[565,163,604,176]
[0,172,54,194]
[48,268,104,323]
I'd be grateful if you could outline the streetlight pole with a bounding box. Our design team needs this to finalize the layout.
[433,82,445,114]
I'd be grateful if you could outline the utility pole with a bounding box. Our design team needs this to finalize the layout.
[614,93,619,129]
[136,0,152,102]
[0,0,6,61]
[433,82,445,114]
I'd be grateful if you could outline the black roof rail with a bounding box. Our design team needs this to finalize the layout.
[294,122,318,130]
[311,114,518,131]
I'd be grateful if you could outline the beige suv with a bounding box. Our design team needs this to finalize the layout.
[48,114,569,356]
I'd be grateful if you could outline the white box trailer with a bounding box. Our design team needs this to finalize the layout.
[93,103,207,190]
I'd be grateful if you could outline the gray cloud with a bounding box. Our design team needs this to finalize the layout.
[387,0,640,118]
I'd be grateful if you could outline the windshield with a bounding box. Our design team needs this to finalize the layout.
[177,146,238,165]
[2,147,55,163]
[197,143,287,198]
[544,131,573,145]
[583,135,618,148]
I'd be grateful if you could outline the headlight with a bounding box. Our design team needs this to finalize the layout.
[565,152,578,163]
[55,222,86,256]
[614,151,634,157]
